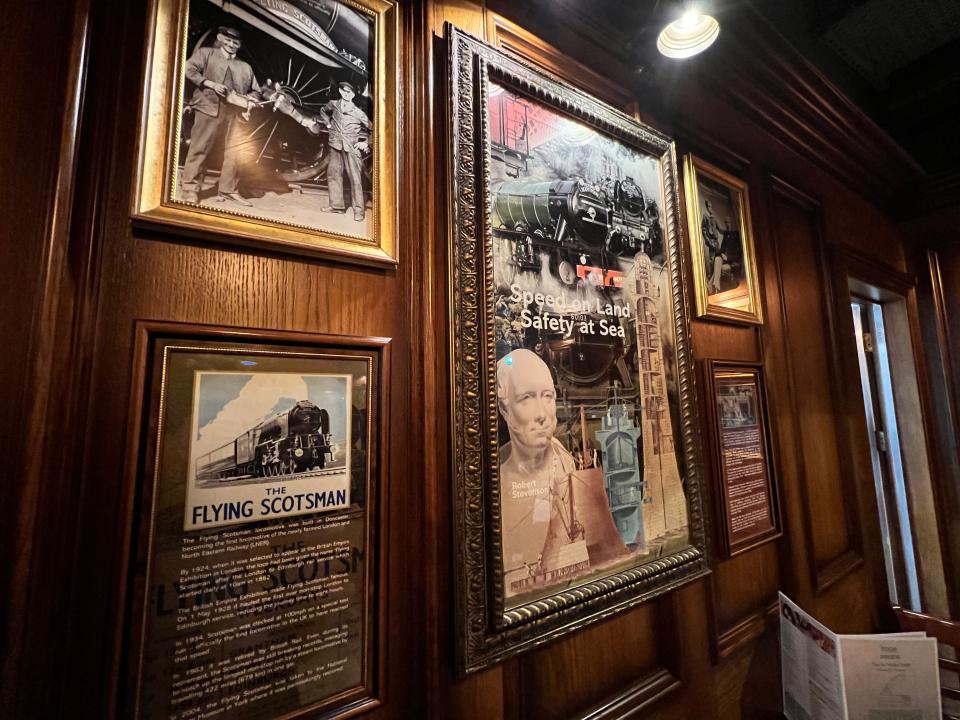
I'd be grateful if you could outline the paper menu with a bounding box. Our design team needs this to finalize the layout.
[780,592,846,720]
[779,592,942,720]
[838,634,940,720]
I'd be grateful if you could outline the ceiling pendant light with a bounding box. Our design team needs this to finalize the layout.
[657,7,720,59]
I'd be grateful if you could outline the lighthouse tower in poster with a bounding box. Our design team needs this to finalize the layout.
[631,253,688,541]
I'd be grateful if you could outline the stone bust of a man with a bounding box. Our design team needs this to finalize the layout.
[496,349,579,587]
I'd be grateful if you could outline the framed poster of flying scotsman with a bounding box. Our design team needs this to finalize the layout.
[123,325,387,719]
[132,0,398,265]
[447,25,709,673]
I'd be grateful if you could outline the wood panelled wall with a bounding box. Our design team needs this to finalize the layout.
[921,242,960,611]
[906,205,960,616]
[2,0,949,718]
[1,0,97,715]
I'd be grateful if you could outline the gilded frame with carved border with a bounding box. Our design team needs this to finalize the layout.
[132,0,398,265]
[447,25,710,674]
[682,154,763,324]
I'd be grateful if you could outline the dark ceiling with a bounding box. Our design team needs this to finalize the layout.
[750,0,960,180]
[510,0,960,212]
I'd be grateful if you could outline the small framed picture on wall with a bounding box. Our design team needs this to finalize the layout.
[703,361,781,557]
[683,155,763,324]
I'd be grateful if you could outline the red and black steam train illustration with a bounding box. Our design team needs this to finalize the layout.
[195,400,335,481]
[492,176,663,287]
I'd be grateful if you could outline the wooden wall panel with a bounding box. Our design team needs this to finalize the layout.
[2,0,424,717]
[915,244,960,614]
[1,3,109,718]
[689,321,759,363]
[756,206,812,614]
[519,602,667,719]
[712,547,779,636]
[932,246,960,381]
[810,570,874,635]
[714,630,782,720]
[0,1,74,531]
[768,188,857,580]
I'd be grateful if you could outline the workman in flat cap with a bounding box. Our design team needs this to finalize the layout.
[315,81,371,221]
[279,80,371,222]
[179,25,261,206]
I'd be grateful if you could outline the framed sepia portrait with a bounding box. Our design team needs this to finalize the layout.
[133,0,398,265]
[682,155,762,324]
[448,25,710,673]
[123,325,387,719]
[702,361,781,558]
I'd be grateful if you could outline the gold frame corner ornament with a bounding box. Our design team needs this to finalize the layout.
[132,0,399,266]
[682,153,763,325]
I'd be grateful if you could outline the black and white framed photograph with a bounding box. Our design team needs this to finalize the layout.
[448,25,709,673]
[682,154,763,324]
[133,0,398,264]
[718,382,758,429]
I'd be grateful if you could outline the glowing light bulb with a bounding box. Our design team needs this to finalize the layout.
[657,8,720,59]
[680,10,700,29]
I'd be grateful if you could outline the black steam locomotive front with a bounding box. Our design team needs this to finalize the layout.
[255,400,334,477]
[492,177,662,285]
[286,401,333,472]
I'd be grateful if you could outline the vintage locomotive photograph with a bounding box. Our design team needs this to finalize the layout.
[172,0,376,238]
[719,382,759,429]
[184,371,352,530]
[487,83,690,605]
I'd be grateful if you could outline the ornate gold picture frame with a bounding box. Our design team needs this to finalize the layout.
[133,0,398,265]
[682,155,763,324]
[448,25,710,674]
